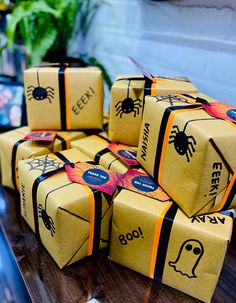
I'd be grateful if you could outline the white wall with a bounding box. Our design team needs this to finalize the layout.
[75,0,236,110]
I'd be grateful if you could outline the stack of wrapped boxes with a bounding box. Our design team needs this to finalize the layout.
[0,64,235,303]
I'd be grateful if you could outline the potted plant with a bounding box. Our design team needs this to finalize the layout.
[3,0,112,87]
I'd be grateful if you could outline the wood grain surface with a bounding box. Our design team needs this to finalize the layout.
[0,181,235,303]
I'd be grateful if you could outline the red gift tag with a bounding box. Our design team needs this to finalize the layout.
[108,143,139,167]
[118,170,170,201]
[202,102,236,123]
[23,131,56,142]
[65,162,119,195]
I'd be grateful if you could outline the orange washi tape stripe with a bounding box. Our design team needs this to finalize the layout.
[215,171,236,212]
[83,186,95,255]
[149,202,173,278]
[57,133,71,149]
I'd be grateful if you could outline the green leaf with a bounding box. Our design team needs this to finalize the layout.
[6,1,59,49]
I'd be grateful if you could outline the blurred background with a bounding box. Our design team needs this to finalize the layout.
[0,0,236,113]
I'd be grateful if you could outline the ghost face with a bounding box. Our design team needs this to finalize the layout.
[169,239,204,278]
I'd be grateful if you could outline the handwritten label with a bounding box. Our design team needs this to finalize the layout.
[65,162,119,195]
[118,169,170,201]
[119,227,144,245]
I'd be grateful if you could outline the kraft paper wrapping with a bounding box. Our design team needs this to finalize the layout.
[0,126,86,191]
[24,66,104,130]
[137,93,236,217]
[109,189,233,303]
[18,148,114,268]
[71,135,139,174]
[108,75,198,146]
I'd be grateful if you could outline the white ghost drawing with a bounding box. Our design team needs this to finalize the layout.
[169,239,204,278]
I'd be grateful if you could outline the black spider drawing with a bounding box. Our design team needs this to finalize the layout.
[38,203,55,236]
[115,79,142,118]
[27,68,54,103]
[154,95,189,106]
[26,155,62,174]
[169,125,196,162]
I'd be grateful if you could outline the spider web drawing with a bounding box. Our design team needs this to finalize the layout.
[154,95,188,106]
[26,155,62,174]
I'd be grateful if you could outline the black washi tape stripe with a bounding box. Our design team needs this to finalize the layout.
[55,134,67,150]
[58,65,67,130]
[91,189,102,254]
[94,148,111,164]
[54,151,71,165]
[11,139,26,190]
[153,104,201,182]
[154,203,178,281]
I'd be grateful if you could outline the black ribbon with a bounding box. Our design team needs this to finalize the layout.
[58,65,67,130]
[154,203,178,281]
[94,148,111,164]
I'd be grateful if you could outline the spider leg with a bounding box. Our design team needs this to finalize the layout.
[188,136,196,145]
[47,94,54,99]
[169,139,175,144]
[172,125,180,132]
[115,108,123,117]
[186,151,190,162]
[134,99,142,107]
[28,96,34,100]
[188,141,196,153]
[27,85,35,89]
[170,130,177,136]
[115,101,123,108]
[133,107,140,117]
[47,97,52,103]
[45,86,54,91]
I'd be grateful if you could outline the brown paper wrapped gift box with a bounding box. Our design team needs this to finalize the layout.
[0,126,86,191]
[71,134,139,174]
[137,93,236,216]
[109,189,233,303]
[18,148,114,268]
[24,66,104,130]
[108,75,198,146]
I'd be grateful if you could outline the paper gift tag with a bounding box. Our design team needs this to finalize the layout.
[65,162,119,195]
[23,131,56,142]
[118,169,170,201]
[108,143,139,167]
[201,101,236,123]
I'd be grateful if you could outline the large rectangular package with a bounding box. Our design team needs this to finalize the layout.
[109,189,233,303]
[71,134,138,174]
[0,126,86,190]
[108,75,198,146]
[137,93,236,216]
[24,66,104,130]
[18,148,114,268]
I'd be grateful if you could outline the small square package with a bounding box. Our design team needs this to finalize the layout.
[0,126,86,191]
[108,75,197,146]
[24,66,104,130]
[71,134,139,174]
[109,189,233,303]
[137,93,236,216]
[19,148,115,268]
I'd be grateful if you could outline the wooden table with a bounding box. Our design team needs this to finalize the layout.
[0,180,236,303]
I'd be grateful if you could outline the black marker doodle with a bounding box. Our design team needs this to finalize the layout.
[169,239,204,278]
[38,203,55,237]
[115,79,142,118]
[27,68,54,103]
[154,95,188,106]
[26,155,62,174]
